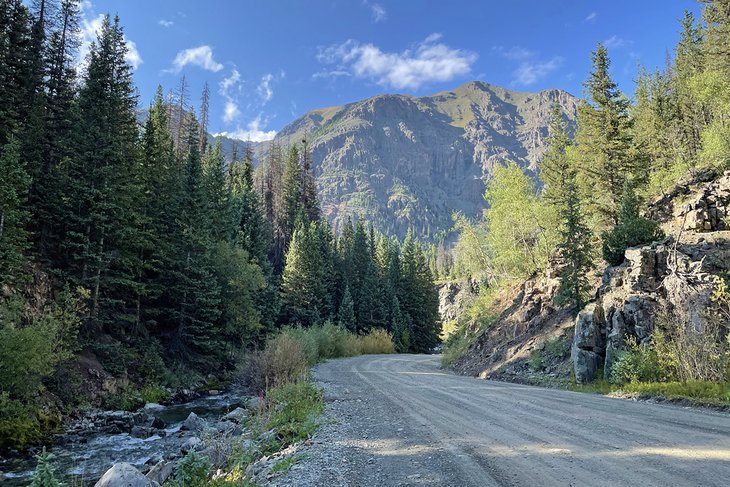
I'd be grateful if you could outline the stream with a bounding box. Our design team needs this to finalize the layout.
[0,390,250,486]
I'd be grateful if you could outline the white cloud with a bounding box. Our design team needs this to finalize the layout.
[80,10,143,70]
[218,68,242,124]
[169,45,223,73]
[317,34,477,90]
[513,57,563,86]
[214,115,276,143]
[257,74,274,103]
[493,45,534,61]
[604,35,630,49]
[368,2,387,22]
[585,12,597,22]
[158,19,174,27]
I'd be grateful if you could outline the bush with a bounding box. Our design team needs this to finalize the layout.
[140,385,170,404]
[241,333,308,394]
[357,329,396,355]
[103,384,143,411]
[262,382,324,444]
[527,350,544,371]
[610,338,664,385]
[175,450,212,487]
[601,181,664,266]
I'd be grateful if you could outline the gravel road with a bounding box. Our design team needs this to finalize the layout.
[272,354,730,487]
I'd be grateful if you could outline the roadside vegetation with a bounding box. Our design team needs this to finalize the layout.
[442,2,730,406]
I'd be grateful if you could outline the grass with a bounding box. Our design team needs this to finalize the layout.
[271,454,304,474]
[571,380,730,408]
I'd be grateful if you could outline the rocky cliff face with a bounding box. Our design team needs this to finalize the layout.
[572,170,730,383]
[255,81,578,239]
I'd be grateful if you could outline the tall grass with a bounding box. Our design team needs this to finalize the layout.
[240,322,395,393]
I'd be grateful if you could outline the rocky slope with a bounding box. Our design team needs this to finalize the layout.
[255,81,578,239]
[450,170,730,385]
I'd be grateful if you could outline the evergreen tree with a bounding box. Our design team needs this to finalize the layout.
[29,449,61,487]
[574,43,635,225]
[338,285,356,331]
[279,222,327,326]
[556,175,593,313]
[281,144,303,243]
[0,137,31,288]
[300,138,320,222]
[540,103,573,205]
[64,15,142,332]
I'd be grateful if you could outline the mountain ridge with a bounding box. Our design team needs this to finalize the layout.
[249,80,579,239]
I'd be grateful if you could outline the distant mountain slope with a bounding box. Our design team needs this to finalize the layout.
[254,81,579,240]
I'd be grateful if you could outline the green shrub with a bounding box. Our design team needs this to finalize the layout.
[103,385,143,411]
[140,386,170,404]
[175,450,212,487]
[621,380,730,404]
[544,335,569,360]
[356,329,396,355]
[527,350,545,371]
[609,338,664,385]
[601,181,664,266]
[263,382,323,444]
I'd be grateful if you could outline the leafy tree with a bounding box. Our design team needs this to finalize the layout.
[601,181,665,265]
[484,162,559,278]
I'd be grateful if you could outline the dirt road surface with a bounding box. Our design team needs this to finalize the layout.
[271,354,730,487]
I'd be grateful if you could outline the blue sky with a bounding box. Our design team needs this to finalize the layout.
[81,1,700,141]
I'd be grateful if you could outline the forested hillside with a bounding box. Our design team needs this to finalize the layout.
[444,1,730,402]
[0,0,439,450]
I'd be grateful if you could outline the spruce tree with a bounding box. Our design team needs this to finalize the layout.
[0,137,31,288]
[540,103,573,205]
[574,43,635,225]
[280,222,327,326]
[338,285,356,331]
[556,176,593,313]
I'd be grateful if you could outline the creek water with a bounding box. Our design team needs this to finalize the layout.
[0,391,248,486]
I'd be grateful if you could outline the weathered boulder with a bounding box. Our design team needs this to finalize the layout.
[181,436,203,454]
[573,304,605,352]
[221,407,247,424]
[94,463,155,487]
[572,347,601,384]
[146,460,173,485]
[181,412,204,432]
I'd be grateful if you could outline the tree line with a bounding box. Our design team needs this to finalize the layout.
[0,0,440,448]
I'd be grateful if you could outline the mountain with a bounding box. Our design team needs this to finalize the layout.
[254,81,579,240]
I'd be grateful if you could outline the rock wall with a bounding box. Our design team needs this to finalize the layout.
[572,171,730,383]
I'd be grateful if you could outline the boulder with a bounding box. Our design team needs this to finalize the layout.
[146,460,173,485]
[221,407,247,424]
[94,463,155,487]
[572,346,601,384]
[573,303,605,352]
[181,436,203,454]
[181,412,204,432]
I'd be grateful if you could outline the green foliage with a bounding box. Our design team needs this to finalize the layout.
[0,393,53,450]
[555,176,594,312]
[609,338,664,385]
[0,137,31,287]
[140,386,170,405]
[29,449,62,487]
[175,450,212,487]
[484,162,559,278]
[263,381,324,444]
[527,350,545,371]
[103,384,144,412]
[0,291,81,401]
[601,181,664,265]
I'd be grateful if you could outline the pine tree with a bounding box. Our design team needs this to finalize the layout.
[64,15,141,331]
[701,0,730,77]
[574,43,635,225]
[300,138,320,222]
[556,176,593,313]
[0,137,31,288]
[540,103,573,205]
[29,448,61,487]
[281,144,303,243]
[279,222,327,326]
[163,115,222,362]
[338,285,356,331]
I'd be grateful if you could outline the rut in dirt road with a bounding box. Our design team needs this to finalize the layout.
[273,354,730,487]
